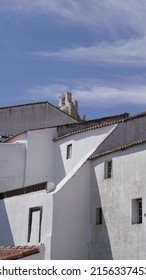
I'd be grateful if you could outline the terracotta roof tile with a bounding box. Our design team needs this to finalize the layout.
[0,246,39,260]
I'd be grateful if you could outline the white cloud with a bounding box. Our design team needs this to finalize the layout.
[26,82,146,108]
[32,36,146,66]
[27,83,70,101]
[1,0,146,37]
[73,86,146,107]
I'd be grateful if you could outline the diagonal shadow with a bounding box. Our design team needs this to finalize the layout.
[90,160,113,259]
[0,200,14,245]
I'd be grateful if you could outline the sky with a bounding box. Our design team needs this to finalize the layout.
[1,0,146,120]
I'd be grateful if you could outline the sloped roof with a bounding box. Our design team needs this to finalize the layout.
[125,111,146,121]
[89,138,146,160]
[53,119,124,142]
[3,110,146,144]
[54,111,146,141]
[3,113,128,143]
[0,246,39,260]
[3,131,26,143]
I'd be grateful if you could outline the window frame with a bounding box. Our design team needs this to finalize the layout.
[132,198,142,224]
[104,160,112,179]
[66,143,72,159]
[27,206,43,243]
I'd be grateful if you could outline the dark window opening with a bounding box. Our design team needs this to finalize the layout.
[67,144,72,159]
[104,160,112,179]
[27,206,43,243]
[132,198,142,224]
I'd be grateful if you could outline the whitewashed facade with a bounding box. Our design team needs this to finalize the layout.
[1,104,146,259]
[0,123,117,259]
[91,142,146,259]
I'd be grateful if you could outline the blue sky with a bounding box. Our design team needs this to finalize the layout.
[1,0,146,120]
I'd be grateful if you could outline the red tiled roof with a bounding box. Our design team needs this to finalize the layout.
[89,138,146,160]
[0,246,39,260]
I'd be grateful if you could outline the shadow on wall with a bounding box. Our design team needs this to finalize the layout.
[90,165,113,260]
[0,200,14,245]
[54,144,66,185]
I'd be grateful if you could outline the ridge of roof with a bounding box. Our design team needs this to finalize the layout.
[0,101,49,109]
[53,119,124,142]
[3,110,146,144]
[56,112,129,128]
[124,111,146,121]
[89,138,146,160]
[83,112,129,124]
[2,131,26,143]
[53,110,146,141]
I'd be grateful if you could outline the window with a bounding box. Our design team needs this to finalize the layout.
[132,198,142,224]
[96,207,102,225]
[27,206,43,243]
[66,144,72,159]
[104,160,112,179]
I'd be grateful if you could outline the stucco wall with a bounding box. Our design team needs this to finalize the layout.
[7,132,28,144]
[0,128,57,190]
[91,143,146,259]
[54,124,117,185]
[0,143,26,192]
[51,161,91,260]
[0,191,53,259]
[25,128,56,186]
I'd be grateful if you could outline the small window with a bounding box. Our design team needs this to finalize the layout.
[132,198,142,224]
[104,160,112,179]
[27,206,43,243]
[96,208,102,225]
[66,144,72,159]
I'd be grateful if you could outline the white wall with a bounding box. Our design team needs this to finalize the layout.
[22,245,45,260]
[91,143,146,259]
[3,124,116,191]
[0,191,53,259]
[54,124,117,185]
[7,132,28,143]
[0,143,26,192]
[1,128,57,190]
[51,161,91,260]
[25,128,57,186]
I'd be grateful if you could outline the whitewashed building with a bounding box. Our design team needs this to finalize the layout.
[0,93,146,259]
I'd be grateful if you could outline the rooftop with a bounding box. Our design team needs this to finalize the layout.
[0,245,39,260]
[89,138,146,160]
